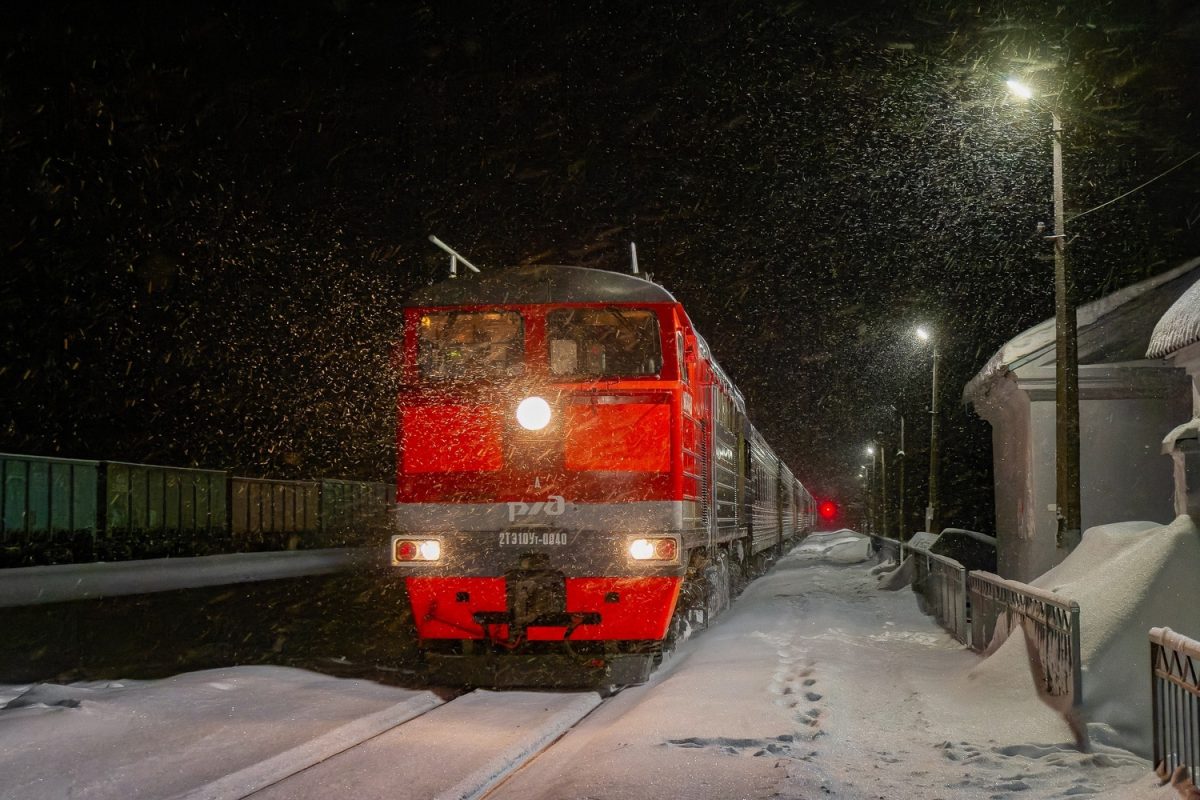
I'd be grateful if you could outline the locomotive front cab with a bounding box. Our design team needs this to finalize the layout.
[392,266,694,656]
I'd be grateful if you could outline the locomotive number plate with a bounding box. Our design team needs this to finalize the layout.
[498,531,570,546]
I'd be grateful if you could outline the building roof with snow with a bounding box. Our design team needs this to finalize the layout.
[1146,272,1200,359]
[964,257,1200,403]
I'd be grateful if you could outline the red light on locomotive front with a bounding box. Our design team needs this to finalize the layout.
[395,540,419,561]
[654,538,678,560]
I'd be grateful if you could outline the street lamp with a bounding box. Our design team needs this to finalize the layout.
[857,468,870,533]
[864,445,876,534]
[1006,78,1082,551]
[866,442,889,537]
[890,404,906,542]
[915,326,939,534]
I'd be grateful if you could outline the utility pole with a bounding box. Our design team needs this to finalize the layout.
[863,454,876,534]
[1004,81,1082,552]
[927,347,940,534]
[897,412,906,542]
[878,439,889,538]
[1051,110,1082,551]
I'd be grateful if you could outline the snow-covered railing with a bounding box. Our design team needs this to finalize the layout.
[1150,626,1200,781]
[968,571,1081,707]
[910,546,969,644]
[864,533,904,565]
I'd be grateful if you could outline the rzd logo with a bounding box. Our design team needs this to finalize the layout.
[507,495,566,522]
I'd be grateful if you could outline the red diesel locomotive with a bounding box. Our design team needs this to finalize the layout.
[390,264,813,685]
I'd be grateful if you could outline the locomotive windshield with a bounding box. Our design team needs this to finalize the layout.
[417,310,524,380]
[547,307,661,378]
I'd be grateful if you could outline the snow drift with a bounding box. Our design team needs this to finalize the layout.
[969,515,1200,758]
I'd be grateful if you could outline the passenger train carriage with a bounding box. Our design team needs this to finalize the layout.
[390,264,814,685]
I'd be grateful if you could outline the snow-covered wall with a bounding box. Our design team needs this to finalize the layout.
[973,364,1187,582]
[1080,396,1183,527]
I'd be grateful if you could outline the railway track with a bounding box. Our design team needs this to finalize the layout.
[168,688,604,800]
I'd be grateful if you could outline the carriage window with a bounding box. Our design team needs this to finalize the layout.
[676,332,688,384]
[417,311,524,380]
[547,307,662,378]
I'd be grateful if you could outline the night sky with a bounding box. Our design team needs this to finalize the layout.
[3,1,1199,533]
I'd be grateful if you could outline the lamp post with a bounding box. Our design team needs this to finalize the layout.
[878,441,888,542]
[916,326,940,534]
[864,445,877,534]
[1006,79,1082,551]
[893,407,906,542]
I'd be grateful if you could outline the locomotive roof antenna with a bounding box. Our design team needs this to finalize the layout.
[629,242,640,274]
[428,235,482,279]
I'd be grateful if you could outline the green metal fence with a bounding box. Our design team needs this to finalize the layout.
[319,479,393,546]
[0,452,393,566]
[1,454,101,564]
[230,477,321,550]
[103,461,228,559]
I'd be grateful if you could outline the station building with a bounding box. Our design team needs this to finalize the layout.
[1147,272,1200,520]
[964,257,1200,581]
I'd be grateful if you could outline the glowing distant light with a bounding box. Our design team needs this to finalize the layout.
[1006,79,1034,100]
[915,326,931,342]
[819,501,838,520]
[516,396,552,431]
[866,445,876,456]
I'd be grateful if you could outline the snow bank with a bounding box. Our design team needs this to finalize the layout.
[796,530,871,563]
[969,516,1200,757]
[876,555,914,590]
[0,666,440,800]
[0,548,366,608]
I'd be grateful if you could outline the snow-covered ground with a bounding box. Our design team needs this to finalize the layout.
[0,668,441,800]
[2,528,1187,799]
[491,530,1159,800]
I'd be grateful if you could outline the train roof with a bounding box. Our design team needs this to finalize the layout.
[405,264,678,307]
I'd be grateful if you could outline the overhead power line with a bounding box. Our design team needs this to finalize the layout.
[1070,149,1200,223]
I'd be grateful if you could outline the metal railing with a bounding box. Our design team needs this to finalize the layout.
[911,546,969,644]
[1150,627,1200,780]
[968,571,1082,707]
[865,533,904,565]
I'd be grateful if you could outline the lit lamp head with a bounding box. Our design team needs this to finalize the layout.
[1006,79,1034,101]
[915,325,931,343]
[865,444,876,457]
[516,396,552,431]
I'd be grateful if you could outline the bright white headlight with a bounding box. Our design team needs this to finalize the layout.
[628,538,655,560]
[516,396,552,431]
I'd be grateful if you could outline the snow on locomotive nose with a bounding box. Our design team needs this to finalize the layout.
[390,263,812,687]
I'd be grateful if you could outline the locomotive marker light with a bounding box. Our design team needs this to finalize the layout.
[628,536,679,561]
[516,395,552,430]
[392,536,443,563]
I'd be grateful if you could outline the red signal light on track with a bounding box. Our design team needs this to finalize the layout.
[818,501,838,520]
